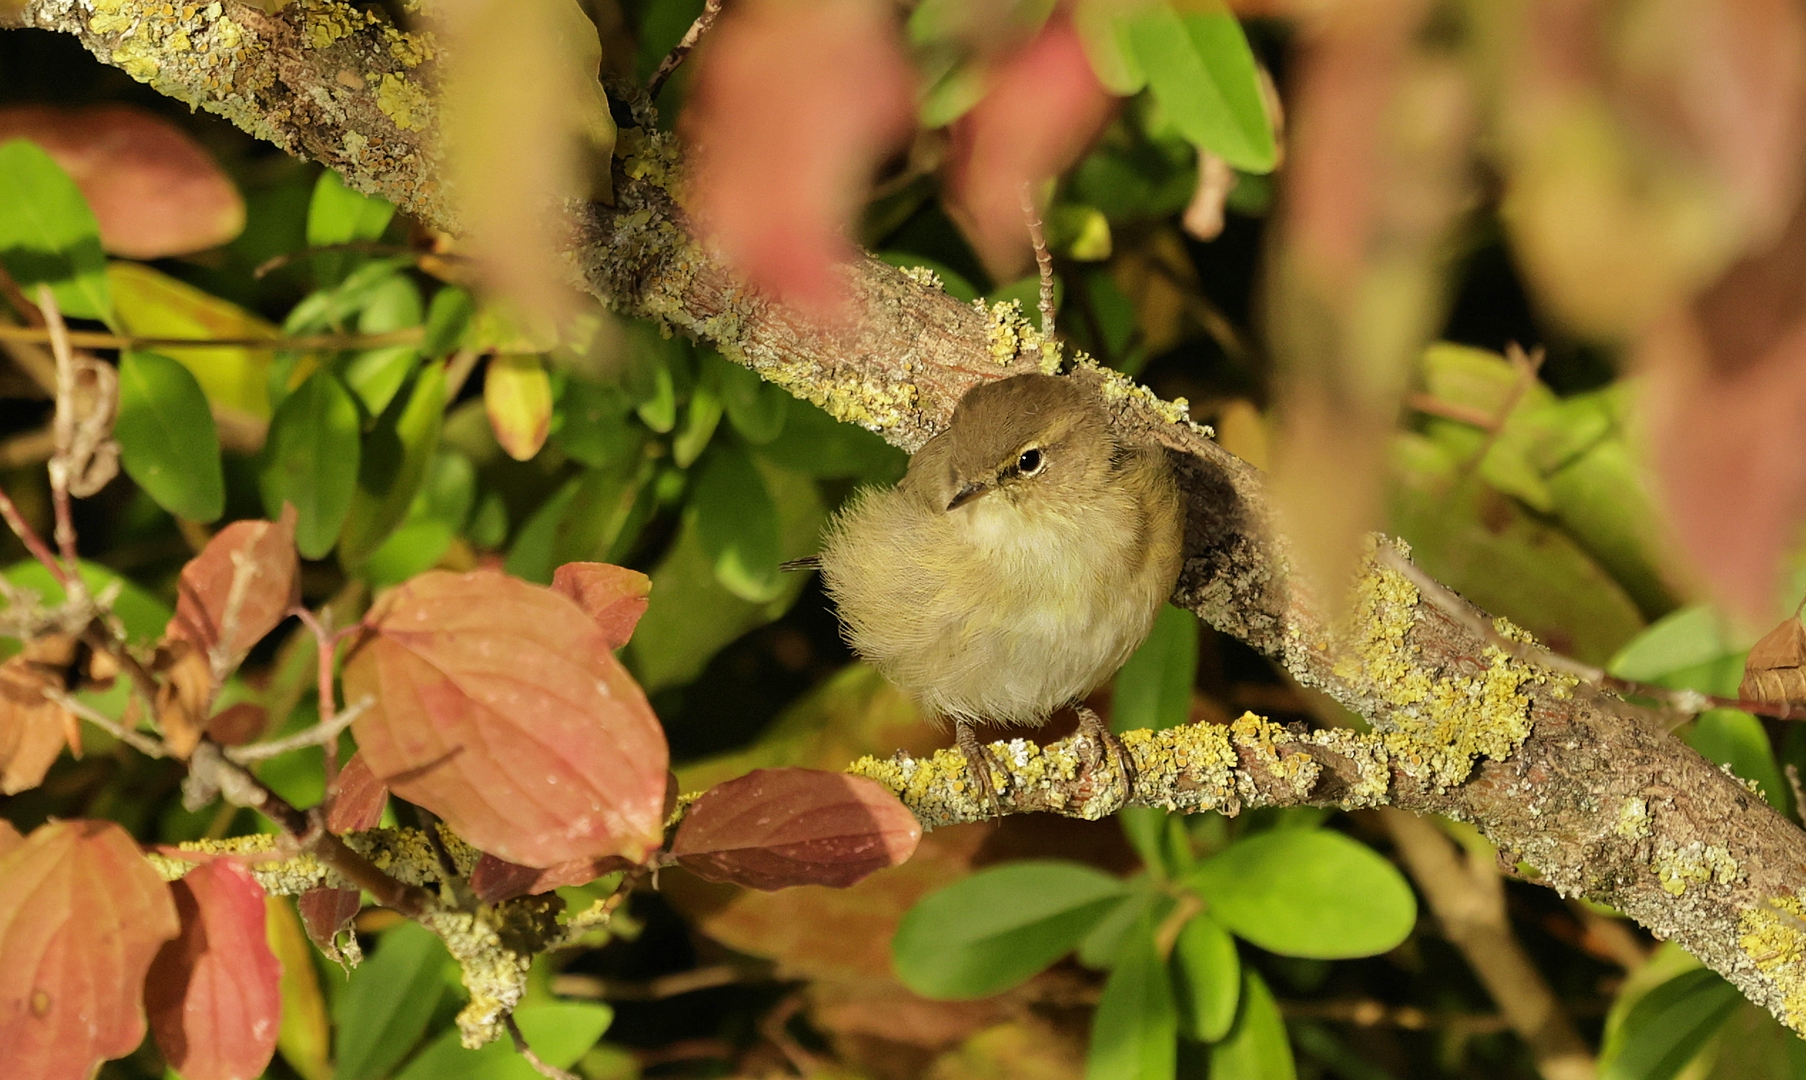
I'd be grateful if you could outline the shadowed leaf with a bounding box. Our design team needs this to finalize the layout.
[0,137,111,320]
[345,570,668,867]
[469,851,630,904]
[0,820,179,1080]
[165,506,299,681]
[146,860,281,1080]
[297,887,363,968]
[115,351,224,523]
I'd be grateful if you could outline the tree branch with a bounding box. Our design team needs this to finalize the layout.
[14,0,1806,1039]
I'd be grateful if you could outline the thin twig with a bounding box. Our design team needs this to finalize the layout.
[1278,999,1509,1034]
[0,485,71,586]
[505,1014,583,1080]
[225,695,372,764]
[646,0,723,99]
[1453,342,1546,483]
[551,963,763,1001]
[43,687,167,758]
[0,324,425,352]
[252,241,471,279]
[1788,764,1806,829]
[37,287,80,575]
[1379,546,1806,723]
[1021,183,1056,337]
[293,606,353,782]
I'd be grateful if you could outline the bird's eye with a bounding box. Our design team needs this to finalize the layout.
[1017,448,1044,475]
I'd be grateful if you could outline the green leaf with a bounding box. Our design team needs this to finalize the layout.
[553,460,655,568]
[1209,970,1296,1080]
[393,1001,614,1080]
[1186,829,1415,959]
[986,275,1064,333]
[555,378,640,468]
[672,377,723,468]
[109,262,275,418]
[1609,606,1749,697]
[1086,915,1177,1080]
[1172,914,1240,1043]
[1689,710,1786,813]
[307,169,396,284]
[363,518,456,589]
[893,860,1130,999]
[1600,968,1742,1080]
[1125,6,1276,172]
[1077,886,1160,970]
[1112,604,1198,733]
[4,559,171,645]
[716,357,790,445]
[343,273,424,416]
[0,139,111,321]
[340,363,447,567]
[756,396,907,482]
[1074,0,1145,94]
[260,369,361,559]
[505,476,581,585]
[422,286,475,357]
[692,442,782,602]
[114,351,224,522]
[333,920,448,1080]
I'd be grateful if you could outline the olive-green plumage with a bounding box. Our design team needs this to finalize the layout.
[819,374,1185,729]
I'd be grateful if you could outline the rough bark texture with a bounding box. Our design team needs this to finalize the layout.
[11,0,1806,1038]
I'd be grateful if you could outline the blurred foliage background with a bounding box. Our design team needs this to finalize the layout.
[6,0,1806,1078]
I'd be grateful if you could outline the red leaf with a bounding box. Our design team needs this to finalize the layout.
[0,654,74,795]
[146,860,281,1080]
[165,506,300,683]
[551,562,652,649]
[683,0,915,314]
[672,768,921,890]
[205,702,270,747]
[324,751,389,833]
[0,104,245,259]
[344,570,669,867]
[946,14,1117,278]
[469,851,632,903]
[297,887,362,965]
[0,820,180,1080]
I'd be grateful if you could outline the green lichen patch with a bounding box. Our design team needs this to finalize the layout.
[898,264,945,292]
[1741,897,1806,1029]
[1653,839,1740,896]
[1616,796,1651,840]
[1079,355,1194,427]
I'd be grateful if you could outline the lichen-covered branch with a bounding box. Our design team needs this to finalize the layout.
[13,0,1806,1039]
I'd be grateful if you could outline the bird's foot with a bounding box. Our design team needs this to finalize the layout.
[955,720,1005,816]
[1074,705,1135,793]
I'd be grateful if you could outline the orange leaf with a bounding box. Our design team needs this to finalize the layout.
[0,819,21,856]
[0,104,245,259]
[154,643,214,760]
[0,654,74,795]
[0,820,180,1080]
[551,562,652,649]
[1741,615,1806,703]
[323,751,388,834]
[672,767,921,890]
[683,0,915,314]
[146,860,281,1080]
[485,353,553,461]
[165,506,300,683]
[946,13,1116,278]
[344,570,669,867]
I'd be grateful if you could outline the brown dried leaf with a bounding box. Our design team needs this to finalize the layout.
[468,851,631,903]
[344,570,669,867]
[551,561,652,649]
[146,860,281,1080]
[683,0,915,314]
[1741,616,1806,703]
[297,886,363,968]
[0,104,245,258]
[205,702,269,747]
[0,820,180,1080]
[672,768,921,890]
[155,643,213,759]
[945,13,1117,279]
[323,751,388,834]
[165,506,300,684]
[0,653,74,795]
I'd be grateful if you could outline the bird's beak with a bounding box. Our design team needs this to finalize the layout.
[946,482,989,512]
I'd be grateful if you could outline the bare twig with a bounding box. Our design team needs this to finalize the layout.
[646,0,723,99]
[0,484,71,586]
[551,963,763,1001]
[252,241,471,279]
[505,1014,582,1080]
[293,606,354,782]
[36,286,81,575]
[1021,183,1056,337]
[0,324,425,352]
[43,686,166,758]
[225,695,372,764]
[1278,999,1510,1035]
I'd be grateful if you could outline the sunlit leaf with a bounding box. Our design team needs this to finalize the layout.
[1186,829,1415,959]
[1609,605,1748,698]
[393,1000,614,1080]
[1688,709,1786,813]
[469,852,627,904]
[1086,913,1176,1080]
[343,273,423,416]
[1125,6,1275,172]
[110,261,275,418]
[324,751,389,833]
[0,820,179,1080]
[115,350,224,522]
[1073,0,1145,94]
[164,506,299,677]
[306,169,395,285]
[486,353,554,461]
[673,767,921,889]
[5,559,171,645]
[1209,970,1295,1080]
[332,920,447,1080]
[551,562,652,649]
[260,369,361,559]
[0,137,111,320]
[0,653,75,795]
[345,570,669,866]
[893,860,1130,999]
[146,859,281,1080]
[672,376,723,468]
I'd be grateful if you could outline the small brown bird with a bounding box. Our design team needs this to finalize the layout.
[812,373,1186,804]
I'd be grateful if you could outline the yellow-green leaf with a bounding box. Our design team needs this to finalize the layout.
[109,261,275,419]
[485,353,553,461]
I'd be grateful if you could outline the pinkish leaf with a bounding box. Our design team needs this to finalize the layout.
[205,702,270,747]
[551,562,652,649]
[0,653,74,796]
[146,860,281,1080]
[324,751,389,834]
[0,820,180,1080]
[0,104,245,258]
[297,887,362,965]
[165,506,300,682]
[672,768,921,890]
[469,851,632,903]
[683,0,915,314]
[945,14,1117,278]
[344,570,669,867]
